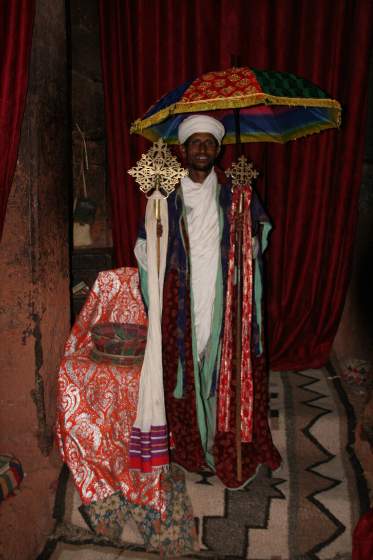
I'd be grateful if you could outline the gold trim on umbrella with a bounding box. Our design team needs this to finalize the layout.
[131,93,341,137]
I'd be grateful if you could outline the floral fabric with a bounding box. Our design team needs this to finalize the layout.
[79,465,197,557]
[56,267,164,511]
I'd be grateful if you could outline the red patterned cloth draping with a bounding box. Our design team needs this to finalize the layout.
[56,267,165,511]
[0,0,35,240]
[218,186,254,442]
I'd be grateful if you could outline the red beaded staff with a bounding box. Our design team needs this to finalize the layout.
[223,155,259,482]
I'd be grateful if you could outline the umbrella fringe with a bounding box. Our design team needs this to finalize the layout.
[132,116,341,146]
[131,93,341,137]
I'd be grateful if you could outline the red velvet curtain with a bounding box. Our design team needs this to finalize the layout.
[99,0,373,370]
[0,0,35,240]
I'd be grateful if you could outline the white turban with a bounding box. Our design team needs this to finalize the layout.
[178,115,225,145]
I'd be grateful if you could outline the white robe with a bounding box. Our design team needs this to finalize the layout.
[134,169,220,358]
[181,170,219,357]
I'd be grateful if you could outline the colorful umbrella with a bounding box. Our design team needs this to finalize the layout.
[131,66,341,144]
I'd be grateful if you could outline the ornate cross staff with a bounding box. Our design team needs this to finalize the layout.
[127,140,187,475]
[224,155,259,482]
[226,155,260,199]
[128,139,187,273]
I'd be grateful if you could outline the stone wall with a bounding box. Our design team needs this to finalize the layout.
[0,1,70,558]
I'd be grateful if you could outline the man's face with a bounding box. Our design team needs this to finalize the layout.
[180,132,220,173]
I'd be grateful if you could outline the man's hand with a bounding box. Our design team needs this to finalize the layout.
[252,236,259,258]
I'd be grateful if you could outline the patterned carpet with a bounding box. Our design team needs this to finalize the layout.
[39,366,368,559]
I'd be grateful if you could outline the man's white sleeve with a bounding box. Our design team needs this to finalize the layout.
[134,237,147,271]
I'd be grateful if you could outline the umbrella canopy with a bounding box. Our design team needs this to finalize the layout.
[131,67,341,144]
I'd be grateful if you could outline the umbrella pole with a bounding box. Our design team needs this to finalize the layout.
[233,108,242,157]
[235,191,243,482]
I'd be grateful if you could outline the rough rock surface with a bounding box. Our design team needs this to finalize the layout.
[0,0,70,558]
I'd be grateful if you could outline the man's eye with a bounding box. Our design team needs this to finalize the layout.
[189,138,215,149]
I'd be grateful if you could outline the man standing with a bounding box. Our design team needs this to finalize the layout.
[135,115,280,488]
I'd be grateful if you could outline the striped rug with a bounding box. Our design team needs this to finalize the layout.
[40,366,368,560]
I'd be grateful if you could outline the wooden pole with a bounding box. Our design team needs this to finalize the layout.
[154,198,161,276]
[235,191,243,482]
[232,106,243,482]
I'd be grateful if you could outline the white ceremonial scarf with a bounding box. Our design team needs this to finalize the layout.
[181,169,220,358]
[130,190,169,470]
